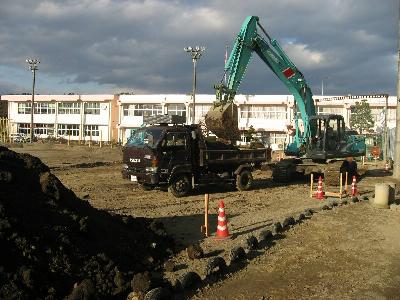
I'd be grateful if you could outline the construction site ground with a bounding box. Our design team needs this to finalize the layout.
[10,143,400,299]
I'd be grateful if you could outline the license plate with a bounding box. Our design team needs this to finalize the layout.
[130,175,137,182]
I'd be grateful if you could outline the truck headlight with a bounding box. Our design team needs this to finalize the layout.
[146,167,158,173]
[122,164,129,169]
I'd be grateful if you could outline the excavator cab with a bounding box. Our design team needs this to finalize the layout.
[307,115,354,160]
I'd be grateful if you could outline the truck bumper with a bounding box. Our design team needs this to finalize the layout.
[122,169,159,185]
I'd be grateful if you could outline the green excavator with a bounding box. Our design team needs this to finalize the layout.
[204,16,366,182]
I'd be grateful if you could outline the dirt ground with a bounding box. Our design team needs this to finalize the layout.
[9,143,400,299]
[195,203,400,299]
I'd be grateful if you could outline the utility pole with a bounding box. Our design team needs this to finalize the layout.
[394,1,400,179]
[26,58,40,143]
[184,46,205,124]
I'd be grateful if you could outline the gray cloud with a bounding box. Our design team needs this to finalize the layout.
[0,0,397,96]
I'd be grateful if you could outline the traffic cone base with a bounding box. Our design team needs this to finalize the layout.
[214,200,231,240]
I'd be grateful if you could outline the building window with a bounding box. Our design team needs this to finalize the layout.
[123,105,134,116]
[18,103,31,114]
[167,104,186,117]
[270,132,287,145]
[84,102,100,115]
[17,123,55,137]
[17,123,31,134]
[240,105,286,119]
[34,103,56,114]
[123,104,162,116]
[34,123,54,135]
[18,102,56,114]
[84,125,100,137]
[316,106,342,115]
[191,104,212,123]
[58,124,80,136]
[58,102,80,114]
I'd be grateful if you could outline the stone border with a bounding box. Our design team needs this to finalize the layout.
[143,195,398,300]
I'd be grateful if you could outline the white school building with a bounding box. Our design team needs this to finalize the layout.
[2,93,396,149]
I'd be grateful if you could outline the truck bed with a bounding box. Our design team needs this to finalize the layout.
[201,148,269,166]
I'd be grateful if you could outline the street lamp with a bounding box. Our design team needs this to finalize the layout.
[26,58,40,143]
[184,46,205,124]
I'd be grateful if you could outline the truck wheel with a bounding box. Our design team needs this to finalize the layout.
[169,174,191,197]
[236,170,253,191]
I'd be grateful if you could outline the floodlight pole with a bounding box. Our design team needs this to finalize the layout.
[26,58,40,143]
[394,2,400,179]
[383,94,388,163]
[184,46,205,124]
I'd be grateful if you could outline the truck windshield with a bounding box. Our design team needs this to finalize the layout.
[126,128,163,149]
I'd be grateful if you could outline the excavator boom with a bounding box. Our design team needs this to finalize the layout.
[204,16,366,183]
[205,16,315,154]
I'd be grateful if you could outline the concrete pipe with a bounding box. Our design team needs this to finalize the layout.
[371,183,389,209]
[388,183,396,204]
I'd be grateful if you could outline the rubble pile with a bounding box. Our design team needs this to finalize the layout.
[0,147,174,299]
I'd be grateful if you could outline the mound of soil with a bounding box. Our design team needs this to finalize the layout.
[0,147,174,299]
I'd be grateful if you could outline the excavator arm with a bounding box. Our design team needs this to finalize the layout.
[206,16,316,156]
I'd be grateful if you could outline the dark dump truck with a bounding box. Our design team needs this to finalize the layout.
[122,115,270,197]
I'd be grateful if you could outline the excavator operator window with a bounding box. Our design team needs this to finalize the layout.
[311,119,325,151]
[326,118,339,151]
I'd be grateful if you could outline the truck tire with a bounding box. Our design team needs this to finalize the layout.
[236,169,253,191]
[168,174,191,197]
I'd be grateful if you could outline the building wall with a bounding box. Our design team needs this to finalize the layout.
[3,94,114,142]
[118,93,395,147]
[2,93,395,147]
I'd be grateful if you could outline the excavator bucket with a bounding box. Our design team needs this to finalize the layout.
[204,103,241,141]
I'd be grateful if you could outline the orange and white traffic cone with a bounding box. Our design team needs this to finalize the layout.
[214,200,230,240]
[351,176,358,196]
[315,176,324,200]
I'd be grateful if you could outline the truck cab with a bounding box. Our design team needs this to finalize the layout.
[122,122,201,196]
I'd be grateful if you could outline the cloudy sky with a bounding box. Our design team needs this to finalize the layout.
[0,0,398,96]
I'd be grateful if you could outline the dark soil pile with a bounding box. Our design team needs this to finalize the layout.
[0,147,174,299]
